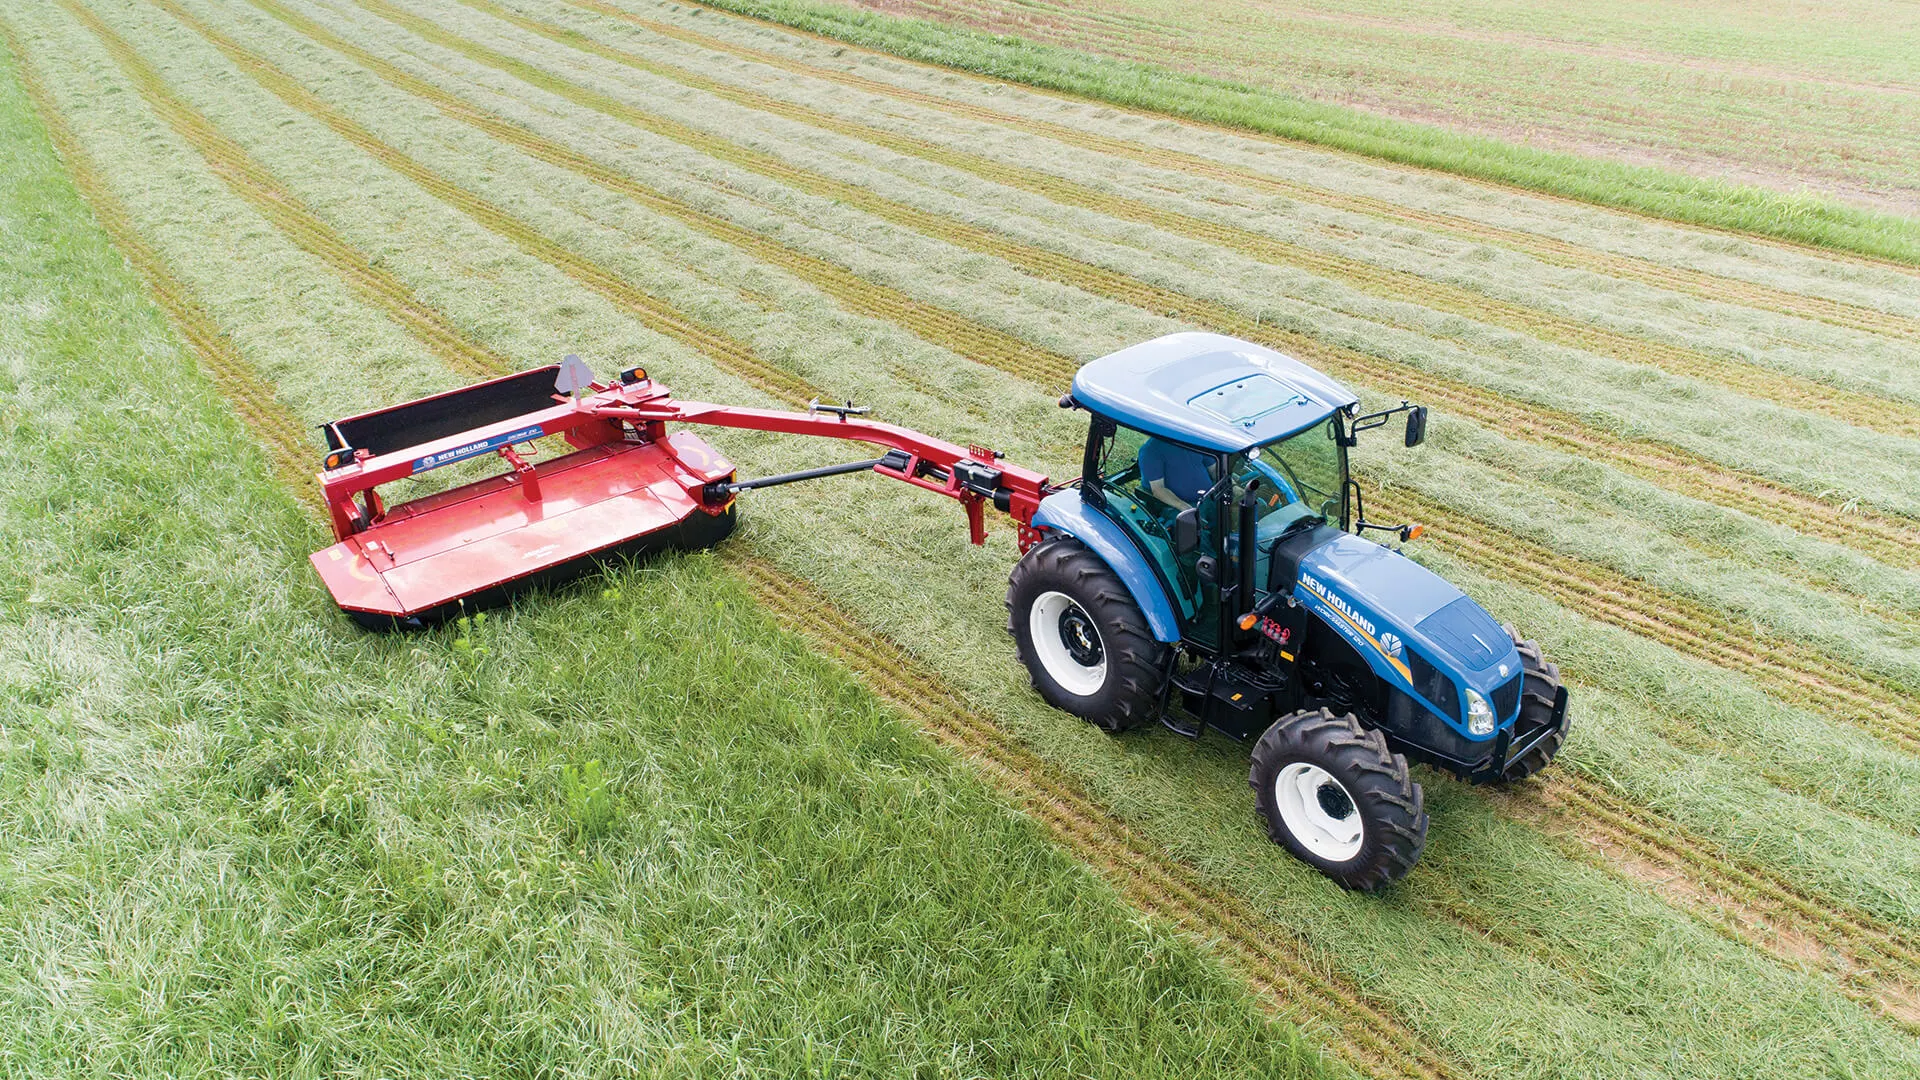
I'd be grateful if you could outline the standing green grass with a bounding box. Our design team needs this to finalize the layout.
[700,0,1920,264]
[0,38,1332,1076]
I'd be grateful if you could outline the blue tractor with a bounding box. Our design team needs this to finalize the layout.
[1008,333,1571,890]
[313,330,1567,891]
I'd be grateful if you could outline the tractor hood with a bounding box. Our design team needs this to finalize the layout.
[1292,532,1520,692]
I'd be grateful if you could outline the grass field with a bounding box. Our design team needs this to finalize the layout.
[801,0,1920,216]
[3,0,1919,1077]
[702,0,1920,265]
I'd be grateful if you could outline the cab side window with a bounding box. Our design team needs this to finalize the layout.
[1094,422,1150,487]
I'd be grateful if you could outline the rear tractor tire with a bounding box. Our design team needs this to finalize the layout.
[1007,537,1167,732]
[1250,708,1427,891]
[1497,631,1570,783]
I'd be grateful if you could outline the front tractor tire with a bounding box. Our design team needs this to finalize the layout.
[1251,709,1427,891]
[1007,537,1167,732]
[1497,632,1571,783]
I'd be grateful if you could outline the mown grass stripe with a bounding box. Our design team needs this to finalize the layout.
[1506,778,1920,1031]
[0,15,314,499]
[574,0,1920,341]
[58,0,512,388]
[60,0,1920,1022]
[470,0,1920,438]
[692,0,1920,288]
[150,0,1066,397]
[336,0,1920,568]
[731,554,1468,1080]
[108,0,813,406]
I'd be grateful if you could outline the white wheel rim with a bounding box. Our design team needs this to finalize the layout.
[1028,590,1108,697]
[1274,763,1364,862]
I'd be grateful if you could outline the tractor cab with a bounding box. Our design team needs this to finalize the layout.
[1068,336,1358,646]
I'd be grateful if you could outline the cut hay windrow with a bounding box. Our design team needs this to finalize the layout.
[781,0,1920,282]
[1505,777,1920,1033]
[76,0,820,407]
[0,17,314,497]
[181,0,1920,759]
[30,8,1920,1053]
[295,0,1920,568]
[150,0,1067,392]
[61,2,509,387]
[454,0,1920,440]
[562,0,1920,343]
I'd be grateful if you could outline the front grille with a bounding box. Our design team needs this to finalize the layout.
[1491,672,1522,722]
[1408,651,1460,721]
[1386,689,1496,774]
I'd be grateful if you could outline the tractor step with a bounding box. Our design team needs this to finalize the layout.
[1169,661,1290,741]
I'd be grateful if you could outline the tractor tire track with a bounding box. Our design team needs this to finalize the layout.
[0,15,315,498]
[152,0,1066,399]
[56,0,1920,1022]
[312,0,1920,571]
[731,555,1468,1080]
[60,0,513,387]
[576,0,1920,344]
[1503,775,1920,1031]
[462,0,1920,439]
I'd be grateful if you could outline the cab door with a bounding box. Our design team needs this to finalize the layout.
[1082,419,1219,640]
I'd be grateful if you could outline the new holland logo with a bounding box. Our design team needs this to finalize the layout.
[1299,573,1376,639]
[1380,632,1403,658]
[412,424,545,473]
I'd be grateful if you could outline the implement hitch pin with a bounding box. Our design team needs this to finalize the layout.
[808,398,870,421]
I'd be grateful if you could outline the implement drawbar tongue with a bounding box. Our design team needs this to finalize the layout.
[310,363,1050,629]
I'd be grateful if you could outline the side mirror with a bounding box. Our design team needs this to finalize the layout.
[1175,507,1199,553]
[1404,405,1428,447]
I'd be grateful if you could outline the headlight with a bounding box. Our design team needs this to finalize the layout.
[1465,689,1496,737]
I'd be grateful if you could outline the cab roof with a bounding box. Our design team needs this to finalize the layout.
[1071,333,1359,453]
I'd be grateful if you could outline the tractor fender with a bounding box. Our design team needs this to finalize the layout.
[1031,489,1181,643]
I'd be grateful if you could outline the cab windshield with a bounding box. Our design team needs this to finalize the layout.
[1229,417,1345,532]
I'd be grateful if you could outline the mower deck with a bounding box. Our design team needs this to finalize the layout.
[313,430,735,627]
[309,362,1045,628]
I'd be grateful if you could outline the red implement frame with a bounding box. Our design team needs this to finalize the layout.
[311,368,1052,624]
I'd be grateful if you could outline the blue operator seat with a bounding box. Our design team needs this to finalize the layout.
[1137,438,1214,508]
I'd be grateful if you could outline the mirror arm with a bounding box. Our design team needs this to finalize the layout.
[1346,477,1423,542]
[1349,399,1416,434]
